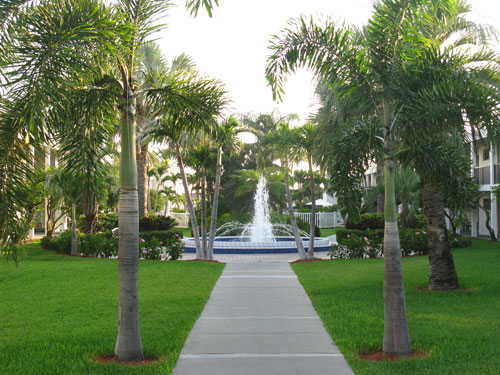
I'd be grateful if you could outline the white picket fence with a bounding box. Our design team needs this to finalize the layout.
[294,212,342,228]
[170,212,190,228]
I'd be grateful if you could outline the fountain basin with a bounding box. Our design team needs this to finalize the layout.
[183,236,332,254]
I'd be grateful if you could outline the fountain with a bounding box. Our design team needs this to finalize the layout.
[183,176,332,254]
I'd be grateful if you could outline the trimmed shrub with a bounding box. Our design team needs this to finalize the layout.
[399,229,429,256]
[449,233,472,248]
[140,229,183,242]
[139,215,177,232]
[346,212,385,230]
[41,235,58,251]
[398,213,426,229]
[95,213,118,232]
[56,229,74,254]
[139,233,184,261]
[79,232,115,257]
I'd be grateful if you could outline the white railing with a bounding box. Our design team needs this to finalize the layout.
[170,212,190,228]
[294,212,343,228]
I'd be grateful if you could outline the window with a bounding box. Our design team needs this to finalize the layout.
[483,148,490,161]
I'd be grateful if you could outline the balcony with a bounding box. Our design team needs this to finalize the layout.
[474,165,500,185]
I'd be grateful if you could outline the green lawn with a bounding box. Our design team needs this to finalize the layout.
[320,227,340,237]
[175,227,192,237]
[292,239,500,375]
[0,242,224,375]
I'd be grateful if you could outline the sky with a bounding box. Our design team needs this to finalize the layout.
[158,0,500,124]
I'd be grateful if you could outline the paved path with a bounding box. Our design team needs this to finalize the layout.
[173,261,354,375]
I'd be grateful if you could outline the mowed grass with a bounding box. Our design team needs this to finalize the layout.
[320,227,339,237]
[0,242,224,375]
[292,239,500,375]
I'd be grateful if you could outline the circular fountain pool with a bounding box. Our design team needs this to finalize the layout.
[183,236,332,254]
[185,175,333,255]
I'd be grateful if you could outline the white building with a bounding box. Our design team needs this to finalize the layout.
[468,140,499,238]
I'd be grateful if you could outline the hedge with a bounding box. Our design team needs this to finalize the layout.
[41,229,184,260]
[332,228,471,259]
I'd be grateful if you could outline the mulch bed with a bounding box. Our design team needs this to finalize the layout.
[184,259,225,264]
[93,355,163,366]
[359,350,430,362]
[290,258,328,264]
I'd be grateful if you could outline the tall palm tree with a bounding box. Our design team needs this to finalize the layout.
[266,0,425,354]
[165,172,182,208]
[149,79,228,258]
[0,0,221,362]
[261,123,307,260]
[135,42,196,216]
[297,122,319,257]
[207,116,244,259]
[267,0,500,354]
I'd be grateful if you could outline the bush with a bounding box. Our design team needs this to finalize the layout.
[140,229,183,242]
[449,233,472,248]
[139,236,162,260]
[79,232,115,257]
[216,213,233,227]
[139,233,184,261]
[399,229,429,256]
[95,213,118,232]
[56,229,74,254]
[139,215,177,232]
[172,207,186,213]
[41,235,58,251]
[346,212,385,230]
[398,213,426,229]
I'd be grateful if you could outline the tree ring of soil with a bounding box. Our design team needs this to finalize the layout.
[359,349,431,362]
[93,354,164,366]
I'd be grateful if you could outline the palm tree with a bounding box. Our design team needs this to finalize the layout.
[184,141,213,259]
[1,0,221,362]
[165,172,182,208]
[267,0,422,354]
[267,0,500,353]
[297,122,319,257]
[149,78,228,258]
[229,169,286,216]
[207,116,244,259]
[261,123,307,260]
[135,43,196,216]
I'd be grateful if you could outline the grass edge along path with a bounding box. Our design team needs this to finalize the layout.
[292,239,500,375]
[0,242,225,375]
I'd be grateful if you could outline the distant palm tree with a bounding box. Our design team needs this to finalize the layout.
[207,116,244,259]
[261,123,307,260]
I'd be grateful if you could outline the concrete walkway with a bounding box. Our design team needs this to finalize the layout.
[173,261,354,375]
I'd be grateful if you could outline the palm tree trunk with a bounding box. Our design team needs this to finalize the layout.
[153,185,160,213]
[376,160,385,212]
[176,143,202,258]
[284,160,306,260]
[422,183,460,290]
[443,211,457,235]
[83,191,98,233]
[71,203,77,256]
[114,84,143,362]
[478,203,497,241]
[208,147,222,260]
[307,153,316,258]
[136,143,148,217]
[201,168,208,260]
[400,203,410,229]
[382,98,411,356]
